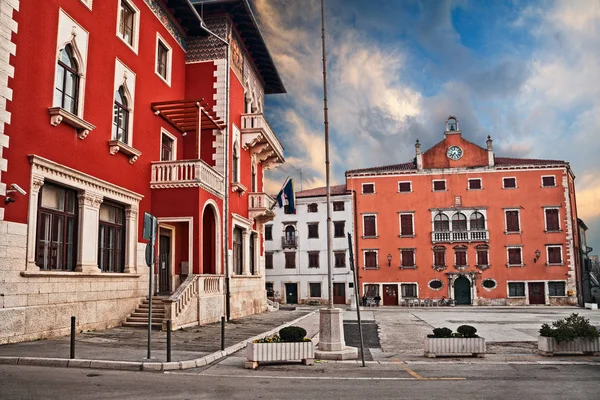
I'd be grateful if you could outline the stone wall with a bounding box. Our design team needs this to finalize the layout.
[229,276,266,320]
[0,221,148,344]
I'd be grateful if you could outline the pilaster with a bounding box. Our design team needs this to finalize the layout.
[124,206,138,273]
[242,229,250,275]
[25,174,44,271]
[75,191,103,273]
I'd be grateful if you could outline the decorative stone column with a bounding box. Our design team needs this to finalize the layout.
[26,174,45,271]
[124,206,138,273]
[242,229,250,275]
[75,191,103,273]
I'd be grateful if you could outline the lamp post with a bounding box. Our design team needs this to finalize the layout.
[387,253,392,267]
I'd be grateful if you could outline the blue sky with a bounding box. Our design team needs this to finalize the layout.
[254,0,600,254]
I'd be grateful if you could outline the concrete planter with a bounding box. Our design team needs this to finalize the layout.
[424,337,486,358]
[538,336,600,356]
[245,341,315,369]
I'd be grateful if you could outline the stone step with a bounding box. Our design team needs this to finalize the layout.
[130,312,165,318]
[122,321,162,329]
[126,316,164,323]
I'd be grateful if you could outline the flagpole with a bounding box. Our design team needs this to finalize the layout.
[321,0,333,309]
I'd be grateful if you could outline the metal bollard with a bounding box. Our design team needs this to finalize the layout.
[221,316,225,351]
[166,320,172,362]
[70,316,76,359]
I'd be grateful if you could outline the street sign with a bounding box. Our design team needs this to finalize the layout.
[143,212,157,241]
[145,242,154,268]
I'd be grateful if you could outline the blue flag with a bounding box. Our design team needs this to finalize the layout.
[276,178,295,214]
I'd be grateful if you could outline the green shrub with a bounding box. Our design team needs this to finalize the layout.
[279,326,307,342]
[539,313,600,343]
[457,325,478,338]
[429,327,453,338]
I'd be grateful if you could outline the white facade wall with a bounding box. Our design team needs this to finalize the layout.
[265,193,354,305]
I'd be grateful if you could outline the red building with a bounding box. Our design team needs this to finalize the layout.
[347,117,580,306]
[0,0,284,343]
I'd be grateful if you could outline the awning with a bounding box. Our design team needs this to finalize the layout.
[151,99,225,134]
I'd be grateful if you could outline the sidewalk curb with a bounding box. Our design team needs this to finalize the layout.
[0,310,318,372]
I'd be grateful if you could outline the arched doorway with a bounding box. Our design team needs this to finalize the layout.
[454,276,471,305]
[202,205,217,274]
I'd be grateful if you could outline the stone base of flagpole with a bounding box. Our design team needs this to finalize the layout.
[315,308,358,360]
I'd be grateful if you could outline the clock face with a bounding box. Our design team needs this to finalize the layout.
[446,146,463,160]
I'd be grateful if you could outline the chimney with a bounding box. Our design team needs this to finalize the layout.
[415,139,422,170]
[486,135,494,167]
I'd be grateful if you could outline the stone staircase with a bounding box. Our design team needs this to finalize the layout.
[122,296,167,330]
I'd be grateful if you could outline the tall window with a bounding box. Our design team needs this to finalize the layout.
[156,40,169,80]
[266,282,274,298]
[545,209,560,231]
[98,203,125,273]
[119,1,135,46]
[308,223,319,239]
[334,251,346,268]
[505,210,520,233]
[265,252,273,269]
[334,221,345,238]
[452,212,467,231]
[309,282,322,298]
[454,247,467,267]
[161,133,174,161]
[232,145,239,183]
[233,227,243,274]
[308,252,320,268]
[54,45,79,114]
[401,284,417,298]
[363,215,376,237]
[401,249,415,268]
[470,212,485,230]
[36,184,78,271]
[476,246,489,266]
[433,246,446,268]
[364,250,377,269]
[113,86,129,143]
[250,233,256,275]
[264,225,273,241]
[400,214,414,236]
[285,252,296,269]
[283,225,296,247]
[508,247,522,266]
[434,213,449,231]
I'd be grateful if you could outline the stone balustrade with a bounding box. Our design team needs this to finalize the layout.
[150,159,224,196]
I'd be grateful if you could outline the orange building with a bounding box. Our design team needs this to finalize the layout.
[346,117,579,306]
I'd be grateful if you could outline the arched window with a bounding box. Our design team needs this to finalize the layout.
[434,213,449,232]
[232,144,239,183]
[113,86,129,143]
[55,45,79,114]
[452,212,467,231]
[470,212,485,230]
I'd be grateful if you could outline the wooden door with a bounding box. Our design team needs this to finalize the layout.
[158,234,171,294]
[454,277,471,305]
[528,282,545,305]
[333,283,346,304]
[285,283,298,304]
[383,284,398,305]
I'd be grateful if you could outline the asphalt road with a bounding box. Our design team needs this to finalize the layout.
[1,363,599,400]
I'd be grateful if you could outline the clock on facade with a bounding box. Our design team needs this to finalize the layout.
[446,145,463,160]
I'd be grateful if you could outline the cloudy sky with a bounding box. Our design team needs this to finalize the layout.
[254,0,600,253]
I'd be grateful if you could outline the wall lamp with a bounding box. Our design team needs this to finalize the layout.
[534,249,541,263]
[387,253,392,267]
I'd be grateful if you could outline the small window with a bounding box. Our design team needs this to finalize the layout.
[545,209,560,231]
[503,178,517,188]
[156,37,171,83]
[433,180,446,191]
[333,201,344,211]
[455,247,467,267]
[161,133,175,161]
[548,281,565,296]
[308,252,320,268]
[264,225,273,241]
[265,252,273,269]
[468,179,482,190]
[334,251,346,268]
[284,252,296,269]
[398,182,412,193]
[433,246,446,267]
[428,280,443,290]
[547,246,562,264]
[482,279,496,289]
[118,1,137,47]
[508,248,522,265]
[363,215,376,237]
[542,176,556,187]
[505,210,520,233]
[362,183,375,194]
[401,283,417,298]
[399,214,414,236]
[308,223,319,239]
[307,203,318,213]
[334,221,345,238]
[508,282,525,297]
[364,250,377,269]
[309,282,322,298]
[401,249,415,268]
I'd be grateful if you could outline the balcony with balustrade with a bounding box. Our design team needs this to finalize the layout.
[248,192,276,223]
[431,230,489,244]
[150,159,225,196]
[241,113,285,169]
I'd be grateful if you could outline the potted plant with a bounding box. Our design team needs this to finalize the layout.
[245,326,315,369]
[538,313,600,356]
[424,325,486,358]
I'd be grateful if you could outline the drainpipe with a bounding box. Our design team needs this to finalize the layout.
[186,0,231,320]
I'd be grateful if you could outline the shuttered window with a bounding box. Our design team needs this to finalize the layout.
[455,249,467,266]
[434,247,446,267]
[545,209,560,231]
[477,249,488,266]
[265,252,273,269]
[334,252,346,268]
[363,215,376,237]
[547,246,562,264]
[401,249,415,267]
[433,180,446,191]
[398,182,412,193]
[308,252,320,268]
[468,179,482,190]
[508,248,522,265]
[400,214,413,236]
[542,176,556,187]
[505,210,520,233]
[503,178,516,188]
[362,184,374,194]
[285,252,296,269]
[401,284,417,298]
[365,251,377,269]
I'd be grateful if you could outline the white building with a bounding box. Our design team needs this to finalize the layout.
[264,185,355,305]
